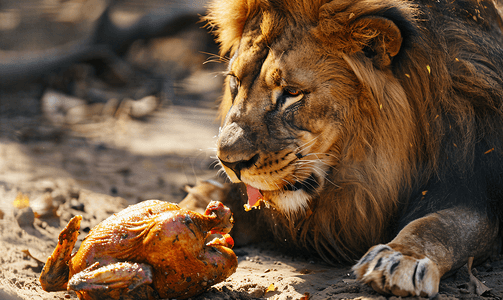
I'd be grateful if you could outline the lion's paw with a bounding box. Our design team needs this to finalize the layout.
[352,244,440,297]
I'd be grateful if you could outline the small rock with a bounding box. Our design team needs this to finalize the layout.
[31,193,58,218]
[70,198,85,211]
[125,95,159,119]
[248,287,264,298]
[41,89,87,124]
[15,207,35,227]
[110,186,118,195]
[35,180,56,193]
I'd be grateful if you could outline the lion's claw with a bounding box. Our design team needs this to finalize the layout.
[353,244,440,297]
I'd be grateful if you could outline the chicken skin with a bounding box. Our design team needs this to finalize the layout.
[39,200,237,300]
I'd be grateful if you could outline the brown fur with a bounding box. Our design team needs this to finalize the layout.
[205,0,503,264]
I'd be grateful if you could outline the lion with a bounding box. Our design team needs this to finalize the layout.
[204,0,503,297]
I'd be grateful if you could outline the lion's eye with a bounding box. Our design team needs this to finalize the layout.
[228,74,240,100]
[276,87,305,109]
[284,87,301,97]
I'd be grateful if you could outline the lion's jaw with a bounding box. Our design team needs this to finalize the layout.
[218,140,336,215]
[215,26,347,215]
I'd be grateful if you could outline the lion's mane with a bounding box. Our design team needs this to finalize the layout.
[206,0,503,262]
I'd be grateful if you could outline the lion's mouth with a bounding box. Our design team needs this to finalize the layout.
[246,184,264,207]
[245,173,320,207]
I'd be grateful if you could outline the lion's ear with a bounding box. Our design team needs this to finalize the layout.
[316,7,403,68]
[351,16,403,68]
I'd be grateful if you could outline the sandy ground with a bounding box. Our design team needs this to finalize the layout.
[1,94,503,300]
[1,2,503,300]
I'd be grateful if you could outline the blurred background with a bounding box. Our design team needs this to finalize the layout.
[0,4,238,298]
[0,0,227,208]
[0,3,242,298]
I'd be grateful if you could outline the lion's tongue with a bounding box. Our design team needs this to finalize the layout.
[246,184,262,207]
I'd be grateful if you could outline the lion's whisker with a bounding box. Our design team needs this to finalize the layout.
[293,159,340,189]
[296,158,336,172]
[201,51,230,64]
[296,136,320,153]
[295,160,330,175]
[303,152,339,160]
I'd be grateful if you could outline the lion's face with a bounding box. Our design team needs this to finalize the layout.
[212,0,415,216]
[216,21,358,214]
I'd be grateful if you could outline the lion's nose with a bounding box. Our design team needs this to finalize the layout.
[219,154,259,181]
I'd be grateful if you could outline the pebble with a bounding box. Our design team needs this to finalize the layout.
[34,180,56,192]
[30,193,58,218]
[70,199,85,211]
[127,95,158,119]
[41,90,87,124]
[15,207,35,227]
[248,287,265,298]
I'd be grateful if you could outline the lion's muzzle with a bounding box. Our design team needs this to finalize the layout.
[217,121,262,182]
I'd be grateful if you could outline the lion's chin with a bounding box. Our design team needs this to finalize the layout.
[266,189,312,215]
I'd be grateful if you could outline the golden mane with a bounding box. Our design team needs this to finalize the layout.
[206,0,327,55]
[206,0,503,262]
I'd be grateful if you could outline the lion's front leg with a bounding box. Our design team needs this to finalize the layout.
[353,208,498,297]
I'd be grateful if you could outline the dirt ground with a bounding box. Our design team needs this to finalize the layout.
[2,105,503,300]
[1,1,503,300]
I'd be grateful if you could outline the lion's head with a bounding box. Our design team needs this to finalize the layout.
[206,0,503,261]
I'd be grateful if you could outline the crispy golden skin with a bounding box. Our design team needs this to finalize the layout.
[40,200,237,300]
